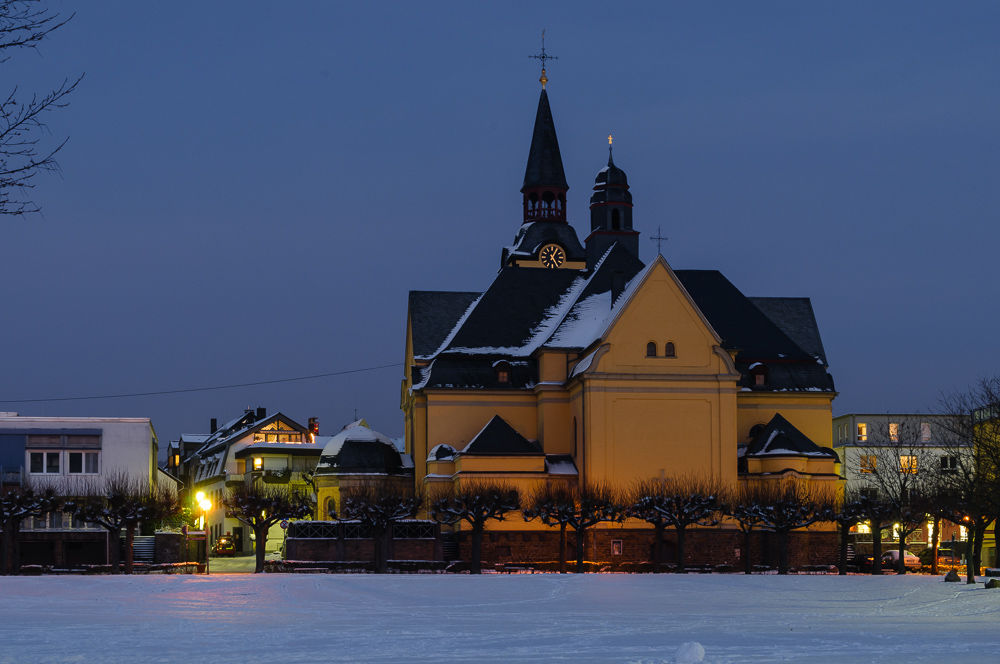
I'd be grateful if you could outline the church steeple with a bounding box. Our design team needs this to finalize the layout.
[585,140,640,268]
[521,88,568,224]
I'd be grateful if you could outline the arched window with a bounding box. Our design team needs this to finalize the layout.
[495,361,511,384]
[528,192,539,211]
[663,342,675,357]
[749,363,768,387]
[611,208,621,230]
[646,342,657,357]
[327,498,337,520]
[542,191,554,210]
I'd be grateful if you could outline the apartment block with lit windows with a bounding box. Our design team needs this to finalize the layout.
[832,413,968,553]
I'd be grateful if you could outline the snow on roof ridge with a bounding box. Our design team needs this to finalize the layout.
[423,293,483,359]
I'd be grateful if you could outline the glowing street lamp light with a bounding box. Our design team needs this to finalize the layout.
[194,491,212,575]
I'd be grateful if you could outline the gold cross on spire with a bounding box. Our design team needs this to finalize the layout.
[529,30,558,88]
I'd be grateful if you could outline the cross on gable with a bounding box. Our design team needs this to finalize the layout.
[650,226,668,255]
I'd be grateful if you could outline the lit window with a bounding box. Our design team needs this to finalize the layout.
[856,522,871,534]
[857,423,867,442]
[900,455,918,474]
[889,423,898,442]
[921,423,931,442]
[860,455,876,474]
[646,342,657,357]
[663,342,675,358]
[253,457,263,471]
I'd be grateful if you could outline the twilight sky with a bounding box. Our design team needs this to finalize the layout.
[1,2,998,450]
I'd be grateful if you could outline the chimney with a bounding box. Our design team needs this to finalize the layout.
[256,407,267,421]
[611,271,626,306]
[210,418,218,434]
[308,417,319,435]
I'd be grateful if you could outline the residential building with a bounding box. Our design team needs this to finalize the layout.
[174,408,322,554]
[833,413,968,555]
[0,412,167,567]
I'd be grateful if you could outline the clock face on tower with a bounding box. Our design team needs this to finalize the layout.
[540,244,565,268]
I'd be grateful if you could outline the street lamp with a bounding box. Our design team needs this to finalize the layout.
[195,491,212,575]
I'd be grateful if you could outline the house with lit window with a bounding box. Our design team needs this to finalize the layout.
[0,412,168,567]
[179,408,323,555]
[832,413,967,552]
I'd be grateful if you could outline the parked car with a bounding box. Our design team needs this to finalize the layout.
[213,536,237,557]
[881,550,921,571]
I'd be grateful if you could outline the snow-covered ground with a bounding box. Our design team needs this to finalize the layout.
[1,573,997,663]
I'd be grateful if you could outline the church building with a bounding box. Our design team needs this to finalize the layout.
[401,72,839,566]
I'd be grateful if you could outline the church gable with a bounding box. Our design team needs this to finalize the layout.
[598,257,727,374]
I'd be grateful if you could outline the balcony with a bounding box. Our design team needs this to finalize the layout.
[1,467,22,485]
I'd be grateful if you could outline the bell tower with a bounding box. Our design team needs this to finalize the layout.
[585,138,640,268]
[501,46,585,270]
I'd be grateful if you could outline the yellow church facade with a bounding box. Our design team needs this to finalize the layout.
[401,82,839,566]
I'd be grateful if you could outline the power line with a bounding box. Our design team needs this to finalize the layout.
[0,362,403,404]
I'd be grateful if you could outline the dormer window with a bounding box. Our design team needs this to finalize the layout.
[664,342,675,358]
[495,361,511,384]
[749,363,768,386]
[646,342,657,357]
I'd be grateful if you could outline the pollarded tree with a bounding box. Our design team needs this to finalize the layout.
[723,482,769,575]
[629,475,721,573]
[1,0,81,215]
[339,480,423,574]
[756,480,833,575]
[827,489,866,576]
[225,480,313,573]
[68,471,176,574]
[1,481,62,575]
[430,481,520,574]
[855,492,895,576]
[524,482,626,574]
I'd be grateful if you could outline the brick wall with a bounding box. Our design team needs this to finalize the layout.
[463,527,838,569]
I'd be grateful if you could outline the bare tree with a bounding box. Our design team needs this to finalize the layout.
[827,489,866,576]
[937,377,1000,582]
[854,492,895,575]
[1,480,61,575]
[755,480,833,575]
[524,482,625,574]
[629,475,720,573]
[68,471,172,574]
[225,480,313,574]
[1,0,81,215]
[859,418,937,574]
[723,482,770,575]
[430,481,520,574]
[339,480,423,574]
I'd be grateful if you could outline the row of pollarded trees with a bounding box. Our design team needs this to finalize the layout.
[0,471,179,576]
[306,477,837,576]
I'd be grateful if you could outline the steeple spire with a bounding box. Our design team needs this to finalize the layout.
[520,89,568,223]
